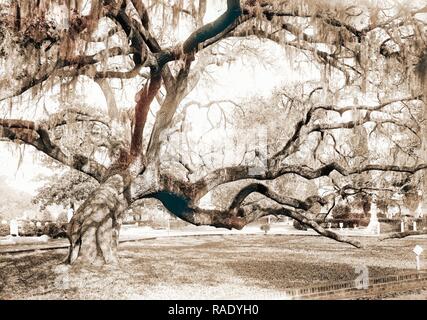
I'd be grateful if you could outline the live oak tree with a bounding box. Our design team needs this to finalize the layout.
[1,0,427,266]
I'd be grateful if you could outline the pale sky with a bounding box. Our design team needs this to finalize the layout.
[0,143,54,195]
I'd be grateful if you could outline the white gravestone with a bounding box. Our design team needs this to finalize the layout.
[36,221,42,228]
[413,245,423,271]
[401,221,405,232]
[367,195,380,235]
[67,207,74,223]
[388,205,399,219]
[339,222,343,230]
[416,202,423,218]
[416,190,423,218]
[413,221,417,231]
[10,219,19,236]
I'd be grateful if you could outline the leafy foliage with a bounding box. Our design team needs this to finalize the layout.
[32,169,98,211]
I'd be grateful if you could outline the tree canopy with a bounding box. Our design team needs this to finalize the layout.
[1,0,427,265]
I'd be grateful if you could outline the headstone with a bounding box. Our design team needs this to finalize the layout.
[413,221,417,231]
[9,219,19,237]
[416,202,423,218]
[416,190,423,218]
[339,222,343,230]
[413,245,423,271]
[367,194,380,234]
[36,221,42,228]
[67,207,74,223]
[327,222,332,229]
[401,221,405,232]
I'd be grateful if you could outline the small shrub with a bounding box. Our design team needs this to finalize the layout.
[293,220,307,231]
[19,222,37,236]
[0,223,9,236]
[260,224,271,235]
[42,222,67,238]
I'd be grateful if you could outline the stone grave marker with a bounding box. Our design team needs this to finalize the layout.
[413,245,423,271]
[67,207,74,223]
[10,219,18,236]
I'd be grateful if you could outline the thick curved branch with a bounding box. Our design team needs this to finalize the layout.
[145,188,361,248]
[154,0,242,67]
[130,70,162,157]
[146,60,193,162]
[0,119,107,182]
[186,206,362,247]
[183,0,242,53]
[228,183,327,211]
[157,161,427,204]
[109,1,175,90]
[380,230,427,241]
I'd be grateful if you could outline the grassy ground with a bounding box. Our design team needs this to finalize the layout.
[1,234,426,299]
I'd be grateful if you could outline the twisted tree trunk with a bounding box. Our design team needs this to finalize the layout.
[6,0,246,267]
[67,174,128,266]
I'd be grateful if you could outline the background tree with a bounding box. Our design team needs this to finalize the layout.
[32,170,99,212]
[0,0,426,267]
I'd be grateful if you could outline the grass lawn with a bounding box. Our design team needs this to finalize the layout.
[1,234,426,299]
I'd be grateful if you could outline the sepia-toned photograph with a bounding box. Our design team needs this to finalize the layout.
[0,0,427,302]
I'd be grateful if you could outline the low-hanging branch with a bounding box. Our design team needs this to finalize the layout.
[144,183,361,248]
[228,183,328,211]
[380,230,427,241]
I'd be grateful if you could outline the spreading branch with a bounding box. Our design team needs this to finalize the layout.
[0,119,107,182]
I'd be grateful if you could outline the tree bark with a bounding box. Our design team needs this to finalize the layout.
[67,174,128,266]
